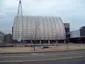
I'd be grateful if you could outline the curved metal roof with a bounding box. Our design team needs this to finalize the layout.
[13,16,66,41]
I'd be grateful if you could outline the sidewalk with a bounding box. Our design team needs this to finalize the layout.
[0,44,85,54]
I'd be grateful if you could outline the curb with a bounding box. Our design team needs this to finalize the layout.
[0,49,85,54]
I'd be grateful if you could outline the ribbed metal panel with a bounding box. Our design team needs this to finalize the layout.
[13,16,66,41]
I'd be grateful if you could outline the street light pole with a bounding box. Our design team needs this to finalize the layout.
[34,18,38,51]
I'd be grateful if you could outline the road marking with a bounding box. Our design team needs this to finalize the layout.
[0,56,85,63]
[31,53,45,56]
[0,52,85,58]
[0,53,46,58]
[2,56,29,58]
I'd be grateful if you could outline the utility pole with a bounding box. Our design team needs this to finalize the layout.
[34,18,37,51]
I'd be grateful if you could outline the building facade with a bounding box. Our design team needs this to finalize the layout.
[13,16,66,43]
[70,26,85,43]
[0,31,4,43]
[64,23,70,38]
[4,34,12,43]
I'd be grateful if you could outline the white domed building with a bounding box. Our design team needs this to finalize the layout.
[12,16,66,43]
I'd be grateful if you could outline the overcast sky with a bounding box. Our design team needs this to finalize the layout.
[0,0,85,33]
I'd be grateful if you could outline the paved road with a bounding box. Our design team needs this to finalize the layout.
[0,50,85,64]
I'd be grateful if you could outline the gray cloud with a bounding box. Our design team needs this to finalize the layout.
[0,0,85,33]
